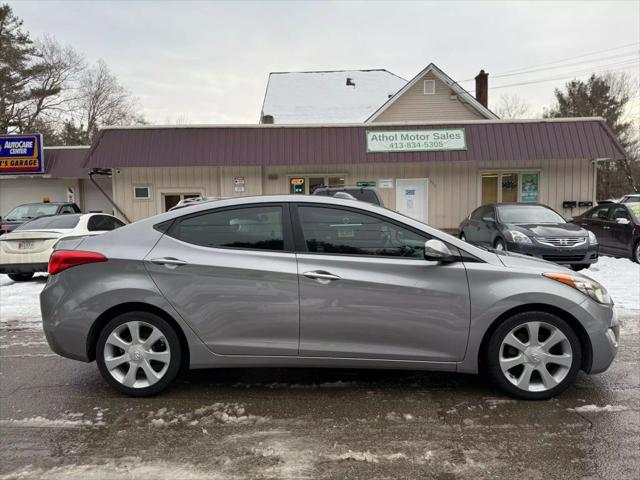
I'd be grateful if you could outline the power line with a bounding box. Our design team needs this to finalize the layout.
[458,42,640,82]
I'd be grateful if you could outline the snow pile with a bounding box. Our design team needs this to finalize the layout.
[585,256,640,310]
[0,415,104,428]
[147,403,269,427]
[0,274,46,330]
[330,450,380,463]
[568,404,629,413]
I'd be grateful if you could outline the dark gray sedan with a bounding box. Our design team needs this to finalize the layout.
[459,203,599,271]
[40,196,618,399]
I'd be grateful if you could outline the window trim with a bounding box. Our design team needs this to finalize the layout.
[133,185,151,200]
[164,202,295,253]
[423,79,436,95]
[290,203,437,260]
[478,169,542,204]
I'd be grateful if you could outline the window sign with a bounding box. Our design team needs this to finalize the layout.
[290,178,305,194]
[378,179,393,189]
[356,181,376,187]
[521,173,539,203]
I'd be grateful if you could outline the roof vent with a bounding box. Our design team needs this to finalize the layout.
[261,114,274,124]
[346,77,356,87]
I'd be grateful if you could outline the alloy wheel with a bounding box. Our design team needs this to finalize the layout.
[499,321,573,392]
[103,320,171,388]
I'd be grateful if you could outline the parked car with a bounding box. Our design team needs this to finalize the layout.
[459,203,599,271]
[620,193,640,203]
[571,203,640,263]
[312,186,384,206]
[41,195,618,400]
[1,202,81,235]
[0,213,125,281]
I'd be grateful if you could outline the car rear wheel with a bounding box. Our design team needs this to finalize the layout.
[8,273,34,282]
[460,233,467,242]
[494,238,506,251]
[96,312,182,397]
[485,312,581,400]
[634,241,640,264]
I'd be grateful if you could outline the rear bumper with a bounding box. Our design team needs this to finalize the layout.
[506,242,599,265]
[0,263,48,274]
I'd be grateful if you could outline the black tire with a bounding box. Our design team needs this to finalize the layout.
[96,311,182,397]
[460,232,467,242]
[494,238,506,251]
[8,273,34,282]
[633,240,640,264]
[570,264,590,271]
[485,311,582,400]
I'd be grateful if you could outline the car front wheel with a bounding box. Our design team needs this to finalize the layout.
[96,312,182,396]
[485,312,581,400]
[494,238,506,251]
[634,241,640,264]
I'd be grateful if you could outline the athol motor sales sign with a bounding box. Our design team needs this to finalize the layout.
[0,134,44,174]
[366,128,466,153]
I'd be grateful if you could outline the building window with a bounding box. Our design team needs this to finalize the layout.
[162,193,201,212]
[423,79,435,95]
[134,186,151,200]
[289,175,346,195]
[480,172,540,204]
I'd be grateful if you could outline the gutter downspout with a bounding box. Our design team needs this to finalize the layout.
[89,169,131,223]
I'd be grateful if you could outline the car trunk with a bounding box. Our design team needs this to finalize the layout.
[0,230,66,255]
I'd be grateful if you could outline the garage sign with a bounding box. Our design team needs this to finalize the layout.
[366,128,466,153]
[0,134,44,174]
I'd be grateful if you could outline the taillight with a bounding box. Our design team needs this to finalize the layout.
[48,250,107,275]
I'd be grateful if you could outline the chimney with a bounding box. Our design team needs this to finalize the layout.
[474,69,489,108]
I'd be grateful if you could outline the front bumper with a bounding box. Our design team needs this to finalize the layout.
[506,241,599,265]
[0,262,48,274]
[570,299,619,374]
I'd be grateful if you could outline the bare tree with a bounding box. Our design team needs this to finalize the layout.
[495,94,532,119]
[19,36,84,132]
[74,60,145,141]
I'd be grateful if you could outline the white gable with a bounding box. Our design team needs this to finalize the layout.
[261,70,407,124]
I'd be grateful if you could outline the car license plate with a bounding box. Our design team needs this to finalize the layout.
[18,241,34,250]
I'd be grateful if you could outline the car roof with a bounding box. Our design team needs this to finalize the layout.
[18,202,75,206]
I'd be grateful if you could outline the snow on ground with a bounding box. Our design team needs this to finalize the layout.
[0,255,637,333]
[0,274,47,330]
[583,256,640,310]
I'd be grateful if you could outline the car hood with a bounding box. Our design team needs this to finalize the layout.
[505,222,586,237]
[493,250,573,274]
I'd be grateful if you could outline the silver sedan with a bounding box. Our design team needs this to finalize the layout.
[40,195,619,399]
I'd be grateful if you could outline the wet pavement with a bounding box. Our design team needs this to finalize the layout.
[0,310,638,479]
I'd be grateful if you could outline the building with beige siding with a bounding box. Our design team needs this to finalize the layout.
[83,118,627,231]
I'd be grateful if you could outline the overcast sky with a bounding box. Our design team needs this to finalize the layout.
[10,0,640,124]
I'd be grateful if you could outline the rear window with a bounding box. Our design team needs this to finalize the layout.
[5,204,59,221]
[15,215,80,230]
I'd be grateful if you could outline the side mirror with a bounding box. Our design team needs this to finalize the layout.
[424,239,458,263]
[616,218,631,225]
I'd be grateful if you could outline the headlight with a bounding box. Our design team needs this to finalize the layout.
[587,230,598,245]
[543,272,611,304]
[507,230,532,244]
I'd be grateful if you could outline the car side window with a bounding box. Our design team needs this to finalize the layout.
[168,206,284,251]
[297,206,429,259]
[610,206,630,221]
[59,205,75,214]
[588,206,610,220]
[484,207,495,221]
[470,207,485,220]
[88,215,125,231]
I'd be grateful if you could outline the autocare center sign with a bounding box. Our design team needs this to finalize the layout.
[366,128,466,153]
[0,134,44,174]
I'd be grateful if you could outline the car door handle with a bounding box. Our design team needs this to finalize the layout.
[580,223,588,226]
[303,270,341,283]
[149,257,188,268]
[602,226,610,230]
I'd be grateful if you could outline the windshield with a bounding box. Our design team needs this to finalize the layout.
[497,205,565,224]
[628,204,640,222]
[15,215,80,230]
[5,204,59,221]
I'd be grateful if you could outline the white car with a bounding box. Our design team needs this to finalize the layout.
[0,213,125,282]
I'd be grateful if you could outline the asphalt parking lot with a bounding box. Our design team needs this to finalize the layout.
[0,305,638,479]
